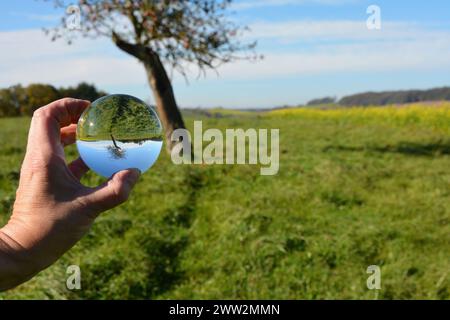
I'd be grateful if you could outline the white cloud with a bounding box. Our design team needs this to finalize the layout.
[1,20,449,97]
[246,20,430,42]
[0,29,146,88]
[195,20,450,78]
[213,40,450,79]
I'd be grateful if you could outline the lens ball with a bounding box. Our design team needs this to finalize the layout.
[76,94,163,178]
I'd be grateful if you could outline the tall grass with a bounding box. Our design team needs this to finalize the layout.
[0,104,449,299]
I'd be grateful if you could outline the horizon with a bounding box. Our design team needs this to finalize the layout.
[1,0,450,108]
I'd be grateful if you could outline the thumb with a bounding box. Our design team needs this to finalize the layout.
[84,169,141,215]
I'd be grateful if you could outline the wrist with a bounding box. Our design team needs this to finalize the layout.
[0,227,41,291]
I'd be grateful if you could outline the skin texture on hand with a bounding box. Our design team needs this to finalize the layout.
[0,98,140,291]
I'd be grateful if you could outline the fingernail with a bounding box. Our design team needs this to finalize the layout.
[73,98,90,104]
[127,168,141,183]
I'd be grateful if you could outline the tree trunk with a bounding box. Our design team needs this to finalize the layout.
[112,33,186,152]
[142,51,186,152]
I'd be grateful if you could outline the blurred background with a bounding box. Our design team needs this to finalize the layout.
[0,0,449,299]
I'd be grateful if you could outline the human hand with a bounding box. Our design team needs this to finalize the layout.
[0,98,140,291]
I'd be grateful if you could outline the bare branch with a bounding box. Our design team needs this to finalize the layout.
[43,0,259,77]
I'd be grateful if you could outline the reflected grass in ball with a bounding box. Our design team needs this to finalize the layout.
[76,94,163,178]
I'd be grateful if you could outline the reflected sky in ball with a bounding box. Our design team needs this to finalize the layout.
[77,139,163,178]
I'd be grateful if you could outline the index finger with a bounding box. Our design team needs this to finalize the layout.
[27,98,90,154]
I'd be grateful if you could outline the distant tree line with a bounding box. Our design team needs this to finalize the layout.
[307,97,336,106]
[338,87,450,106]
[0,82,107,117]
[306,87,450,107]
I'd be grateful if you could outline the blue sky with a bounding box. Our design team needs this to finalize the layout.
[1,0,450,108]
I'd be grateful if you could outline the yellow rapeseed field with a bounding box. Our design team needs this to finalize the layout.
[266,102,450,134]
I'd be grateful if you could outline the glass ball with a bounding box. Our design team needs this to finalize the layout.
[76,94,163,178]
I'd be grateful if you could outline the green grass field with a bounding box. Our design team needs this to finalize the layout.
[0,104,449,299]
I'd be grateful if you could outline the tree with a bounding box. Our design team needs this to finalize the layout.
[59,82,107,101]
[23,84,60,115]
[0,85,25,117]
[45,0,257,151]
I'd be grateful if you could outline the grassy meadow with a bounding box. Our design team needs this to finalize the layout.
[0,103,449,299]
